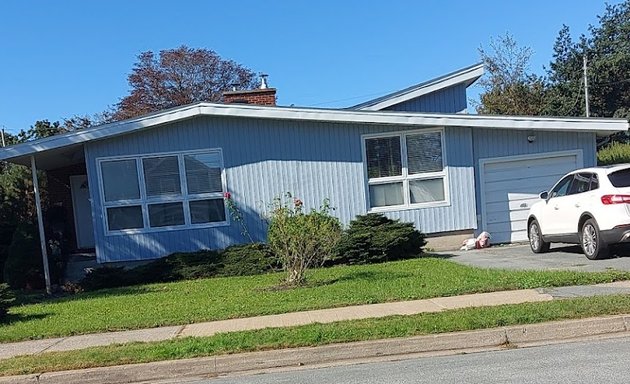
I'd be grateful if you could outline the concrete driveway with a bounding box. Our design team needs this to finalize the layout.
[438,243,630,272]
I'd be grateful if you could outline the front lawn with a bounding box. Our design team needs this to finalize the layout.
[3,294,630,376]
[1,257,629,343]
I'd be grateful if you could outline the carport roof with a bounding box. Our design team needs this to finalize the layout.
[1,102,628,166]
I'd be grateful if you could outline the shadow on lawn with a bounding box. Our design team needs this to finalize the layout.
[1,312,49,326]
[424,252,454,259]
[13,286,157,306]
[312,269,415,287]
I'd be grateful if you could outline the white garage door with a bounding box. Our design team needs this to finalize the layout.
[481,151,583,244]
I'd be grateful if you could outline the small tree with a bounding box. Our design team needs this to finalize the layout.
[267,194,341,286]
[476,33,547,116]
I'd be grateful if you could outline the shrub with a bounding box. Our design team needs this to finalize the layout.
[598,142,630,165]
[3,224,44,289]
[267,194,342,286]
[80,266,132,291]
[130,250,223,283]
[0,283,15,321]
[219,243,278,277]
[80,243,276,291]
[332,213,427,265]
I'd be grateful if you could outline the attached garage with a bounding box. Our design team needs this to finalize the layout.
[479,150,584,243]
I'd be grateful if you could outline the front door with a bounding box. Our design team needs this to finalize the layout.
[70,175,95,249]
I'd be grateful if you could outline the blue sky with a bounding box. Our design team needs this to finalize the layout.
[0,0,622,133]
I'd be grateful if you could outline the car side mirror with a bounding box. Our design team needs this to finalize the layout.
[539,191,548,200]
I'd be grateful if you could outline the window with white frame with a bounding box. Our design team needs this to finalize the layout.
[98,149,227,233]
[364,129,447,210]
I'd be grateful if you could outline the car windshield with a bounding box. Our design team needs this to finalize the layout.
[608,169,630,187]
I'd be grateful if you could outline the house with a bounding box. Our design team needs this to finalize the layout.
[1,63,627,274]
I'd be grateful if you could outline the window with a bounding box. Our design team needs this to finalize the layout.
[569,173,592,195]
[549,175,573,198]
[608,169,630,188]
[364,129,447,210]
[590,174,599,190]
[101,159,140,201]
[98,149,227,233]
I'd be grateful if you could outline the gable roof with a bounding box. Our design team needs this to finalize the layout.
[1,102,627,166]
[349,63,484,111]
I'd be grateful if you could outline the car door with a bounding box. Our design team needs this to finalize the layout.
[555,173,594,238]
[539,174,573,235]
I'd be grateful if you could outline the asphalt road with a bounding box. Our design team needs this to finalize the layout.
[442,243,630,272]
[178,335,630,384]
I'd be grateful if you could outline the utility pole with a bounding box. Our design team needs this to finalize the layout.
[583,55,590,118]
[1,126,5,147]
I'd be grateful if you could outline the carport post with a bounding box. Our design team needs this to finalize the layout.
[30,156,52,295]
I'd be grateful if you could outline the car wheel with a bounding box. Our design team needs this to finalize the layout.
[529,219,550,253]
[580,218,609,260]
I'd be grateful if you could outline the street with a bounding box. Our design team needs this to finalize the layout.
[175,335,630,384]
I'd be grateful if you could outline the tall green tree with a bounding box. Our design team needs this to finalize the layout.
[475,33,548,115]
[0,121,63,226]
[547,1,630,120]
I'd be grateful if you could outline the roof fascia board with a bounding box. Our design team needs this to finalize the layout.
[352,63,485,111]
[1,103,627,162]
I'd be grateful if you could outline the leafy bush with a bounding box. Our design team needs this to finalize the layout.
[80,243,276,291]
[0,283,15,321]
[332,213,427,265]
[3,224,44,289]
[267,194,342,285]
[131,250,223,283]
[598,142,630,165]
[219,243,278,277]
[78,266,131,291]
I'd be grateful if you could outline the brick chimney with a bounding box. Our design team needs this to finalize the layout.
[223,74,276,106]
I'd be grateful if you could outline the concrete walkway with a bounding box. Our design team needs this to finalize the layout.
[3,281,630,360]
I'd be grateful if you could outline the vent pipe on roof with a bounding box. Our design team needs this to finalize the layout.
[260,73,269,89]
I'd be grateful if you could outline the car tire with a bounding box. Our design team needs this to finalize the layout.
[580,218,609,260]
[529,219,550,253]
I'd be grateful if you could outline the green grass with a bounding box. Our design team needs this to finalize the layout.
[3,294,630,377]
[1,257,629,343]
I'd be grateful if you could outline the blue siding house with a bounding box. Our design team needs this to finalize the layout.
[1,63,627,265]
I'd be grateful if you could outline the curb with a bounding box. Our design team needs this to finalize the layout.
[2,314,630,384]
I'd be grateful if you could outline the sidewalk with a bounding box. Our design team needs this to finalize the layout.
[3,281,630,360]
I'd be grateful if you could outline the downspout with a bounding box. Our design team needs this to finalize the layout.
[30,156,52,294]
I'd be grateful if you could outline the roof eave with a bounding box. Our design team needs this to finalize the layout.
[1,103,626,163]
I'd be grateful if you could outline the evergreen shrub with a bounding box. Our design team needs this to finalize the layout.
[0,283,15,321]
[332,213,427,265]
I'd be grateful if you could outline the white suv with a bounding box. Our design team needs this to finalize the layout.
[527,164,630,259]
